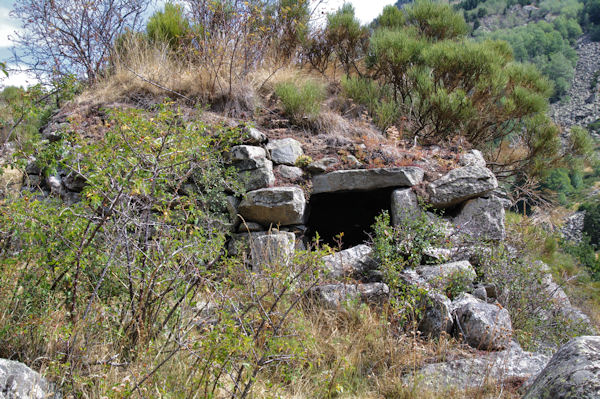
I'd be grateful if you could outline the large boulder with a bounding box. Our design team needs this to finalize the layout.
[427,166,498,208]
[249,232,296,271]
[307,157,339,174]
[237,160,275,191]
[238,187,306,226]
[312,167,424,194]
[413,341,549,389]
[310,283,389,309]
[416,261,477,291]
[454,196,506,240]
[267,138,304,165]
[459,149,486,167]
[226,145,275,190]
[226,145,266,164]
[390,188,420,226]
[524,336,600,399]
[322,244,376,279]
[418,292,453,337]
[0,358,60,398]
[452,293,513,351]
[275,165,303,180]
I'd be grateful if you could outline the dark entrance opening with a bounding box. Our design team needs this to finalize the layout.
[307,187,395,249]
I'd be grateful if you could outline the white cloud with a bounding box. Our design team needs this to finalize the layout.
[0,5,19,49]
[0,64,38,88]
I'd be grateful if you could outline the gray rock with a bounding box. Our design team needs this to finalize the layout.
[472,285,488,302]
[275,165,304,180]
[413,341,549,389]
[416,261,477,290]
[453,196,506,240]
[390,188,420,226]
[427,166,498,208]
[267,138,304,165]
[524,336,600,399]
[421,247,454,264]
[63,172,86,192]
[226,145,267,163]
[459,149,486,167]
[310,283,389,309]
[245,127,267,144]
[0,358,60,398]
[46,175,65,197]
[249,232,296,271]
[418,292,453,337]
[237,160,275,191]
[312,167,424,194]
[399,269,430,289]
[322,244,376,279]
[452,293,513,351]
[345,155,362,167]
[41,122,68,142]
[307,157,339,174]
[238,187,306,226]
[562,211,586,243]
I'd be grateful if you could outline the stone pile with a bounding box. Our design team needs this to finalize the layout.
[550,36,600,130]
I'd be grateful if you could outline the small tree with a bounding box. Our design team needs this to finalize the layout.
[10,0,149,81]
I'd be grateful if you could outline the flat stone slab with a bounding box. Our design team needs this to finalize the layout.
[412,341,549,390]
[312,167,424,194]
[309,283,390,309]
[427,165,497,208]
[238,187,306,226]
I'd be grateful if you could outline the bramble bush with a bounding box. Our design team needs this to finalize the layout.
[0,102,324,396]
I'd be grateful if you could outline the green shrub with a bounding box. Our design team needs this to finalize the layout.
[370,210,446,290]
[373,100,400,131]
[147,2,191,49]
[326,4,369,74]
[275,80,326,122]
[341,75,383,112]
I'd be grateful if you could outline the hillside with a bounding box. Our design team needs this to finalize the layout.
[1,1,600,398]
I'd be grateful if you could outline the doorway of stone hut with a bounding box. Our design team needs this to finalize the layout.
[306,187,396,249]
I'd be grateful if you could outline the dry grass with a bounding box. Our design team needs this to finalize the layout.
[78,37,259,114]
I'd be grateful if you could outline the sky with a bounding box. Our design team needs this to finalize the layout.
[0,0,397,88]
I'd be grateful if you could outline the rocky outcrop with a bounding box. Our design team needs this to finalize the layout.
[561,211,585,243]
[524,336,600,399]
[453,196,506,241]
[550,36,600,130]
[0,359,60,398]
[322,244,376,279]
[238,187,306,226]
[452,293,513,351]
[427,166,498,208]
[414,341,549,390]
[312,167,424,194]
[309,283,390,309]
[266,138,304,166]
